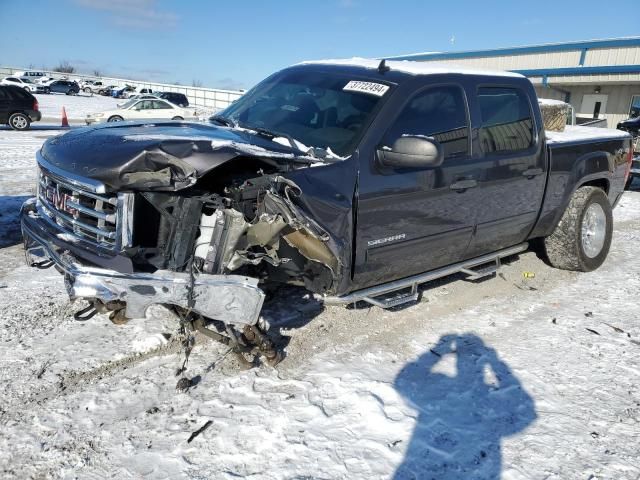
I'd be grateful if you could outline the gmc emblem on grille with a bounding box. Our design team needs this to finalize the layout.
[45,187,76,215]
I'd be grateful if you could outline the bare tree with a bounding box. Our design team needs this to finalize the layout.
[53,61,76,74]
[191,79,203,87]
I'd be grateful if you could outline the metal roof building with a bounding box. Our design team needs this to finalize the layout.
[389,37,640,128]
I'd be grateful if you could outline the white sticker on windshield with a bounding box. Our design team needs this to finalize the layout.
[343,81,389,97]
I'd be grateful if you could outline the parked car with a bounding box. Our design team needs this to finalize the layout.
[0,85,41,130]
[617,116,640,188]
[111,86,135,98]
[81,80,107,94]
[20,59,634,365]
[85,98,197,124]
[1,77,46,94]
[47,80,80,95]
[13,71,47,81]
[158,92,189,107]
[117,94,158,107]
[98,85,118,96]
[37,76,57,85]
[617,116,640,136]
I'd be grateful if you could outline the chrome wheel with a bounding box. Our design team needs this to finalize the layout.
[10,115,28,129]
[581,203,606,258]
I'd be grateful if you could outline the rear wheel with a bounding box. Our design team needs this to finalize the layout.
[107,115,124,122]
[544,186,612,272]
[8,112,30,131]
[84,87,91,94]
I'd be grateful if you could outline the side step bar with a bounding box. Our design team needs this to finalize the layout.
[321,243,528,308]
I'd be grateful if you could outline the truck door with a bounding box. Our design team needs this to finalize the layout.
[0,88,9,123]
[464,85,546,257]
[353,84,484,288]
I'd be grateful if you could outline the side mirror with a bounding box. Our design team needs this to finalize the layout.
[377,136,444,168]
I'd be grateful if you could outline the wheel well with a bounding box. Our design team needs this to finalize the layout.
[579,178,609,195]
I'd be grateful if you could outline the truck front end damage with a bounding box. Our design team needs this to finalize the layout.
[21,122,348,364]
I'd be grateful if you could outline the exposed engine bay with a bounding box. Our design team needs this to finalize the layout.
[129,157,340,295]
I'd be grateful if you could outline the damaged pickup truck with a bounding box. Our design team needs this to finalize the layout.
[21,58,634,364]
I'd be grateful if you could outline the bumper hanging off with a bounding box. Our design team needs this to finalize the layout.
[21,199,265,326]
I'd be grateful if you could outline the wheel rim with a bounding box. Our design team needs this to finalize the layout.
[582,202,607,258]
[110,117,122,122]
[11,116,27,129]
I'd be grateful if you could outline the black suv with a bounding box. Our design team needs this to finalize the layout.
[48,80,80,95]
[158,92,189,107]
[617,116,640,136]
[0,85,41,130]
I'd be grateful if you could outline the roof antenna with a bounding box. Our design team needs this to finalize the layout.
[378,59,390,73]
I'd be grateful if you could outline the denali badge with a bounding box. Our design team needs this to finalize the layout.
[367,234,406,247]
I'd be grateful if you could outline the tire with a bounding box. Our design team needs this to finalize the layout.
[8,112,30,131]
[544,186,613,272]
[44,87,50,94]
[84,87,91,94]
[23,86,30,91]
[107,115,124,122]
[171,116,184,121]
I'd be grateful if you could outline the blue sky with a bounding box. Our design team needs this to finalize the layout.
[1,0,638,90]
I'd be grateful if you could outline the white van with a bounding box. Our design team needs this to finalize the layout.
[13,71,47,81]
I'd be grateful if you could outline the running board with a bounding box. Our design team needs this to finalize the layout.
[321,243,527,308]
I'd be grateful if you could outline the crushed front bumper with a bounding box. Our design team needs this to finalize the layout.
[21,198,265,325]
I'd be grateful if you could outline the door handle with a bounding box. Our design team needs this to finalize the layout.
[449,179,478,191]
[522,168,544,178]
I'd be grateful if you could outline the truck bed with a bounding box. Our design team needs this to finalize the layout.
[545,125,630,146]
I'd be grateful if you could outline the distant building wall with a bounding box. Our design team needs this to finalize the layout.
[390,37,640,128]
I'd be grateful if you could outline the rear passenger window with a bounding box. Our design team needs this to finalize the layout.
[478,87,534,153]
[383,85,469,158]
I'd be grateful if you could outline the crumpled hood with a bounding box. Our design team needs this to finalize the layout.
[40,121,311,191]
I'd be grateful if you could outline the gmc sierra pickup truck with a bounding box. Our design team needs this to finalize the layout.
[21,58,634,364]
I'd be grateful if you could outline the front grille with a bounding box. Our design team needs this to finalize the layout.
[37,168,131,250]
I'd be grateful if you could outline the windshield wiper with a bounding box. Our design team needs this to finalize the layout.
[239,124,319,159]
[209,114,236,127]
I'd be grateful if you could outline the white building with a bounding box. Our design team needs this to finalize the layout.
[389,37,640,128]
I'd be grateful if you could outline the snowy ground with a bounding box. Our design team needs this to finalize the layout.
[34,92,121,121]
[1,129,639,479]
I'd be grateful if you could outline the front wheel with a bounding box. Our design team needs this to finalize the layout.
[171,116,183,121]
[8,112,30,130]
[84,87,91,94]
[544,186,613,272]
[44,87,50,94]
[107,115,124,122]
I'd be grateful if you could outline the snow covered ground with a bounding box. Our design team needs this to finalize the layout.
[34,92,122,121]
[0,129,639,479]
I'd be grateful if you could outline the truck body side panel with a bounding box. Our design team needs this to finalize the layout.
[529,138,630,239]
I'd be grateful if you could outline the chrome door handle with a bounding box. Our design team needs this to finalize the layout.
[450,179,478,191]
[522,168,544,178]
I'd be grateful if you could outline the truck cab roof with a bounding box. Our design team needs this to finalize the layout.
[297,57,524,82]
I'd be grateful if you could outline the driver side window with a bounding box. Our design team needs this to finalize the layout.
[383,85,470,159]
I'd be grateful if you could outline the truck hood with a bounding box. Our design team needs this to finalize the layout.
[40,121,316,191]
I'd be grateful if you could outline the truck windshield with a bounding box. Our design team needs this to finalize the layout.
[213,70,390,157]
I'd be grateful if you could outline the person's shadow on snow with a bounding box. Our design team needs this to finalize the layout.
[393,333,536,480]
